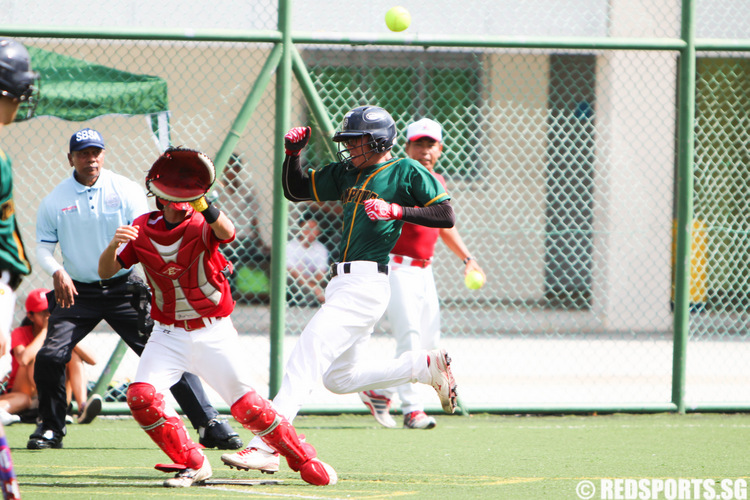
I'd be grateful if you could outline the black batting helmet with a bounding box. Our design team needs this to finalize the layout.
[332,105,397,163]
[0,38,39,120]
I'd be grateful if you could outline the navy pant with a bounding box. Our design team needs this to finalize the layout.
[34,273,218,435]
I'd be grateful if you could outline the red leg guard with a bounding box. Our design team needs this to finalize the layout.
[127,382,204,470]
[230,391,316,471]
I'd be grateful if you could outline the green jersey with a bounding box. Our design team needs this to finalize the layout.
[309,157,450,265]
[0,148,30,277]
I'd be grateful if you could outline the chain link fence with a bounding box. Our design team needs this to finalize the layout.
[1,0,748,413]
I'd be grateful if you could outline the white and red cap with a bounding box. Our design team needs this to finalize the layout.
[406,118,442,143]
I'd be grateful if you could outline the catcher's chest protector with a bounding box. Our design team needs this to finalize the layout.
[132,212,233,320]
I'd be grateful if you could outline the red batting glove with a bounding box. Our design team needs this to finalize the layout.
[364,198,403,221]
[284,126,311,156]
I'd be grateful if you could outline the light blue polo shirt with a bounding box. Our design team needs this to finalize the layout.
[36,168,149,283]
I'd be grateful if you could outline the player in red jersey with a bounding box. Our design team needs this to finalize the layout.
[99,147,336,488]
[359,118,485,429]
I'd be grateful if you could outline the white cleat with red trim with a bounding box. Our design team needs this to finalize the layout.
[221,446,280,473]
[427,349,458,413]
[359,390,397,428]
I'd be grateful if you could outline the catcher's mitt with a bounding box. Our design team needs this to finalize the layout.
[146,147,216,202]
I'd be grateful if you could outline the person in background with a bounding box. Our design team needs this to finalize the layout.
[286,213,329,306]
[359,118,485,429]
[0,288,98,426]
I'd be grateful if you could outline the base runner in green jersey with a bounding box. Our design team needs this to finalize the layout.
[222,106,460,473]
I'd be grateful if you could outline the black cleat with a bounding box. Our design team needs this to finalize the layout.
[27,425,64,450]
[198,418,243,450]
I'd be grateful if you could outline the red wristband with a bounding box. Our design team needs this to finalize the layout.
[392,203,403,220]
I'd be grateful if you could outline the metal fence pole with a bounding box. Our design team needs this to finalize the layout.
[672,0,697,414]
[268,0,293,398]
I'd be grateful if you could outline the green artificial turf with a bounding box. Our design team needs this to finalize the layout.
[6,412,749,499]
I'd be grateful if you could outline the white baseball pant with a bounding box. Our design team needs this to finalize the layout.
[247,260,433,451]
[383,259,441,414]
[134,316,255,409]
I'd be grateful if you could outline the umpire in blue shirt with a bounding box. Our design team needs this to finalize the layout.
[28,128,243,450]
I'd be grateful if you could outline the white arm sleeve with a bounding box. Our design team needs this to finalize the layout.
[36,241,64,277]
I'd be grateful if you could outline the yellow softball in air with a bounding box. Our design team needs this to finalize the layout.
[385,6,411,32]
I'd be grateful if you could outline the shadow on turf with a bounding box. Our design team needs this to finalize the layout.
[19,446,152,451]
[21,484,155,491]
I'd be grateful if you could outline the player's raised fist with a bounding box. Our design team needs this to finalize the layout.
[284,126,311,156]
[364,198,403,221]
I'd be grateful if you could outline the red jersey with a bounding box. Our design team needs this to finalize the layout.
[390,171,446,261]
[118,211,235,324]
[8,325,34,391]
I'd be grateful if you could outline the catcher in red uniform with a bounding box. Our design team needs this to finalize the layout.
[98,147,336,488]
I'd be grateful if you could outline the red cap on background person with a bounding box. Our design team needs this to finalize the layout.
[406,118,442,143]
[25,288,50,313]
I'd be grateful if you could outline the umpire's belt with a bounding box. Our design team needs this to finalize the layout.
[390,254,432,268]
[330,261,389,278]
[74,271,131,289]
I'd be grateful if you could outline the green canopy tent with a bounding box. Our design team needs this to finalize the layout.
[19,46,171,150]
